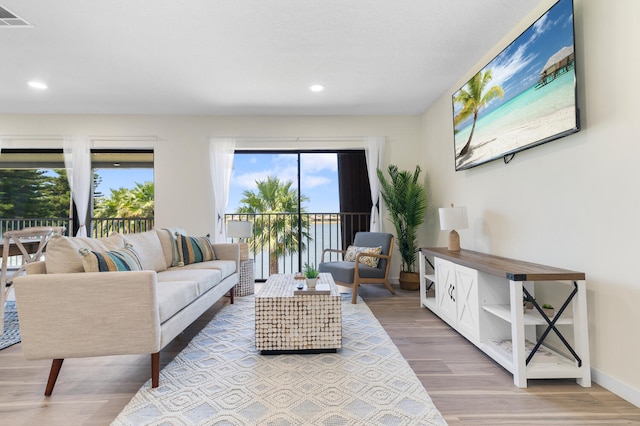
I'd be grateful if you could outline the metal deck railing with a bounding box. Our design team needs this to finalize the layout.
[1,213,369,280]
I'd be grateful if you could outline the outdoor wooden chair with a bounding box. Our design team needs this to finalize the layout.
[319,231,395,304]
[1,226,65,334]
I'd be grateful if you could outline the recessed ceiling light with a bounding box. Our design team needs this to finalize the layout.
[27,80,48,90]
[310,84,324,92]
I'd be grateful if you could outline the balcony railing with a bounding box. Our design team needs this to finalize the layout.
[0,218,71,236]
[91,217,155,238]
[1,214,369,281]
[0,217,155,240]
[225,212,370,280]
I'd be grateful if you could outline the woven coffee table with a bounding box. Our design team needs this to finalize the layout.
[255,273,342,354]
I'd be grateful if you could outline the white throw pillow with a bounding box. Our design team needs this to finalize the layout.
[45,233,125,274]
[123,230,167,272]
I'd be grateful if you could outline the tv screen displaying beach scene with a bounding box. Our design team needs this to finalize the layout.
[452,0,578,171]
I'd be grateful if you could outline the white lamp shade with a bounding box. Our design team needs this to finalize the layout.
[226,220,252,238]
[439,206,468,230]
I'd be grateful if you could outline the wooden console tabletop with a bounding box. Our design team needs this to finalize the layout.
[421,247,585,281]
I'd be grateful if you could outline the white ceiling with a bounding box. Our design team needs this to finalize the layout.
[0,0,542,115]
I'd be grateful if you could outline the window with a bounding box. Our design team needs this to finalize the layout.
[0,150,70,233]
[92,150,154,236]
[227,150,371,279]
[0,149,154,236]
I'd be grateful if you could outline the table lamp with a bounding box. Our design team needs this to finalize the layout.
[226,220,252,260]
[438,204,468,251]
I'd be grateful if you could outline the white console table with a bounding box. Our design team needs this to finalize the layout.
[419,247,591,388]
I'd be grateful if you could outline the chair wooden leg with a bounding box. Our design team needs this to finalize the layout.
[45,359,64,396]
[230,285,235,304]
[151,352,160,388]
[384,279,396,295]
[351,280,359,304]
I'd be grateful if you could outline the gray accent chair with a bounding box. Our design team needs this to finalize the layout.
[319,232,395,304]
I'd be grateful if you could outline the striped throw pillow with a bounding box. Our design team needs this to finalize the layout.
[176,234,216,266]
[79,245,143,272]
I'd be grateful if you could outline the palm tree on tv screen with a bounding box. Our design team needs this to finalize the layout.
[454,69,504,157]
[237,176,310,275]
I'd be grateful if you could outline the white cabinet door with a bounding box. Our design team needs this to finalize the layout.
[435,257,457,324]
[455,264,480,341]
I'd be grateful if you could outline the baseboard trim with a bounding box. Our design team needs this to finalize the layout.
[591,367,640,408]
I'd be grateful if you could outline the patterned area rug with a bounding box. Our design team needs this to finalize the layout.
[1,301,21,350]
[112,295,446,426]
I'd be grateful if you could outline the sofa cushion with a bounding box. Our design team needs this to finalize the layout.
[156,280,200,323]
[157,269,222,295]
[122,230,167,272]
[178,260,236,280]
[319,261,386,283]
[176,234,216,266]
[45,233,125,274]
[79,245,143,272]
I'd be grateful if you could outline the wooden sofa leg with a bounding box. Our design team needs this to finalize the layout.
[230,286,235,304]
[151,352,160,388]
[45,359,64,396]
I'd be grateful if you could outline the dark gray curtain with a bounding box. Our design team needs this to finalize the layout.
[337,151,372,248]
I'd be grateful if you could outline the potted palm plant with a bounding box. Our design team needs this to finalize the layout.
[377,165,427,290]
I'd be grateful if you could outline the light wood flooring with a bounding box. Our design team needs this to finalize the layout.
[1,285,639,425]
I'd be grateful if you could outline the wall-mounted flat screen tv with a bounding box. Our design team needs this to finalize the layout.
[452,0,578,171]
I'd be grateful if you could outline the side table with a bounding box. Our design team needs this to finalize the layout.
[236,259,255,296]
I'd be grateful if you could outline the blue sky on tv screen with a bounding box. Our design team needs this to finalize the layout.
[453,0,575,127]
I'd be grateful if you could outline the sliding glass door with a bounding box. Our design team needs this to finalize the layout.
[227,150,371,280]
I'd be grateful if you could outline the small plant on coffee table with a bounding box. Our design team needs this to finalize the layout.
[304,263,319,278]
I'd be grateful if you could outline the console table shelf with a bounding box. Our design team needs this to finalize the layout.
[419,247,591,388]
[480,340,581,379]
[482,305,573,326]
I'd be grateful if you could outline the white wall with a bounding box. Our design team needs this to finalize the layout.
[420,0,640,406]
[0,114,423,279]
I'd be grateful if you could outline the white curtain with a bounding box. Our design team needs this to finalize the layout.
[63,136,92,237]
[209,137,236,243]
[365,136,385,232]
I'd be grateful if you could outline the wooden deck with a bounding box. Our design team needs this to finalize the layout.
[1,285,639,425]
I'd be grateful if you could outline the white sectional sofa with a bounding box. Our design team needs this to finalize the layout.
[13,228,239,395]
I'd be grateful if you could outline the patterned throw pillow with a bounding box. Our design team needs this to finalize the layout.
[176,234,216,266]
[343,245,382,268]
[79,245,143,272]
